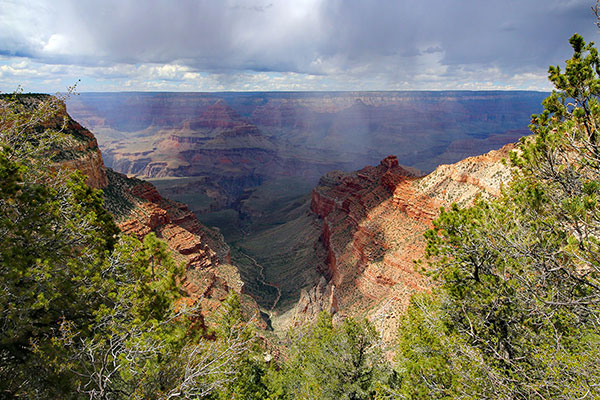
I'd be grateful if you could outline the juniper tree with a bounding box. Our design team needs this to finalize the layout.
[277,312,389,400]
[393,34,600,400]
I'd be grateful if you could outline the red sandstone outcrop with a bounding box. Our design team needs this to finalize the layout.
[309,156,423,319]
[38,96,264,324]
[108,171,264,325]
[45,100,109,189]
[304,146,514,340]
[102,169,260,319]
[293,276,337,323]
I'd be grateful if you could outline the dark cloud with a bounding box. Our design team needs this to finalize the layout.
[432,0,594,69]
[0,0,597,91]
[423,46,443,54]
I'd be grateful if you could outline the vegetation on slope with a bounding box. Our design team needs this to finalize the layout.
[392,34,600,399]
[0,91,264,399]
[2,31,600,399]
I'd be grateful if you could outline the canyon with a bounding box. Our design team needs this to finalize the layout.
[299,145,514,339]
[59,92,532,336]
[67,91,544,213]
[47,97,262,325]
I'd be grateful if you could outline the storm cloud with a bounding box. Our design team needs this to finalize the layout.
[0,0,597,91]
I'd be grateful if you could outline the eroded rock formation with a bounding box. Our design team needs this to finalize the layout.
[101,169,264,319]
[301,147,514,340]
[43,99,110,189]
[57,92,512,335]
[68,91,545,214]
[39,95,263,324]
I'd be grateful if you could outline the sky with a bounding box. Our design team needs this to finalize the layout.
[0,0,597,93]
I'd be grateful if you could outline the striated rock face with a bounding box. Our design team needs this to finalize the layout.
[60,147,108,189]
[62,124,108,189]
[68,91,545,215]
[104,171,219,270]
[309,156,423,320]
[97,99,347,210]
[44,96,263,325]
[69,91,546,177]
[293,276,338,323]
[303,146,514,340]
[101,167,264,323]
[102,100,279,181]
[412,143,515,207]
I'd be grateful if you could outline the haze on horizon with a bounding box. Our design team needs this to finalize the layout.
[0,0,597,93]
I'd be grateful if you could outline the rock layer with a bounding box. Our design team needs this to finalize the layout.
[35,95,264,323]
[68,92,545,213]
[102,164,263,322]
[45,98,109,189]
[304,146,514,340]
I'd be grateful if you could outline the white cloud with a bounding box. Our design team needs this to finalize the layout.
[43,34,73,55]
[0,0,595,92]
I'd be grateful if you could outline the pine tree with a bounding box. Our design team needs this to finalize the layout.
[0,92,259,399]
[393,34,600,399]
[280,312,388,400]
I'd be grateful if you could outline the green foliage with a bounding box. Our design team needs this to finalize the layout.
[0,91,194,398]
[0,150,121,397]
[212,348,270,400]
[395,34,600,399]
[212,292,271,400]
[394,292,460,399]
[278,312,389,400]
[51,234,189,399]
[8,30,600,400]
[0,89,400,399]
[0,92,260,399]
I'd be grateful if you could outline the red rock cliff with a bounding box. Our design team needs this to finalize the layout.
[26,96,109,189]
[101,169,259,318]
[46,97,262,323]
[307,147,514,339]
[58,117,109,189]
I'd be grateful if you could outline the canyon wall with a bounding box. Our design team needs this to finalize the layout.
[35,95,263,323]
[301,145,514,339]
[39,99,109,189]
[67,91,545,213]
[102,169,262,321]
[59,92,522,336]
